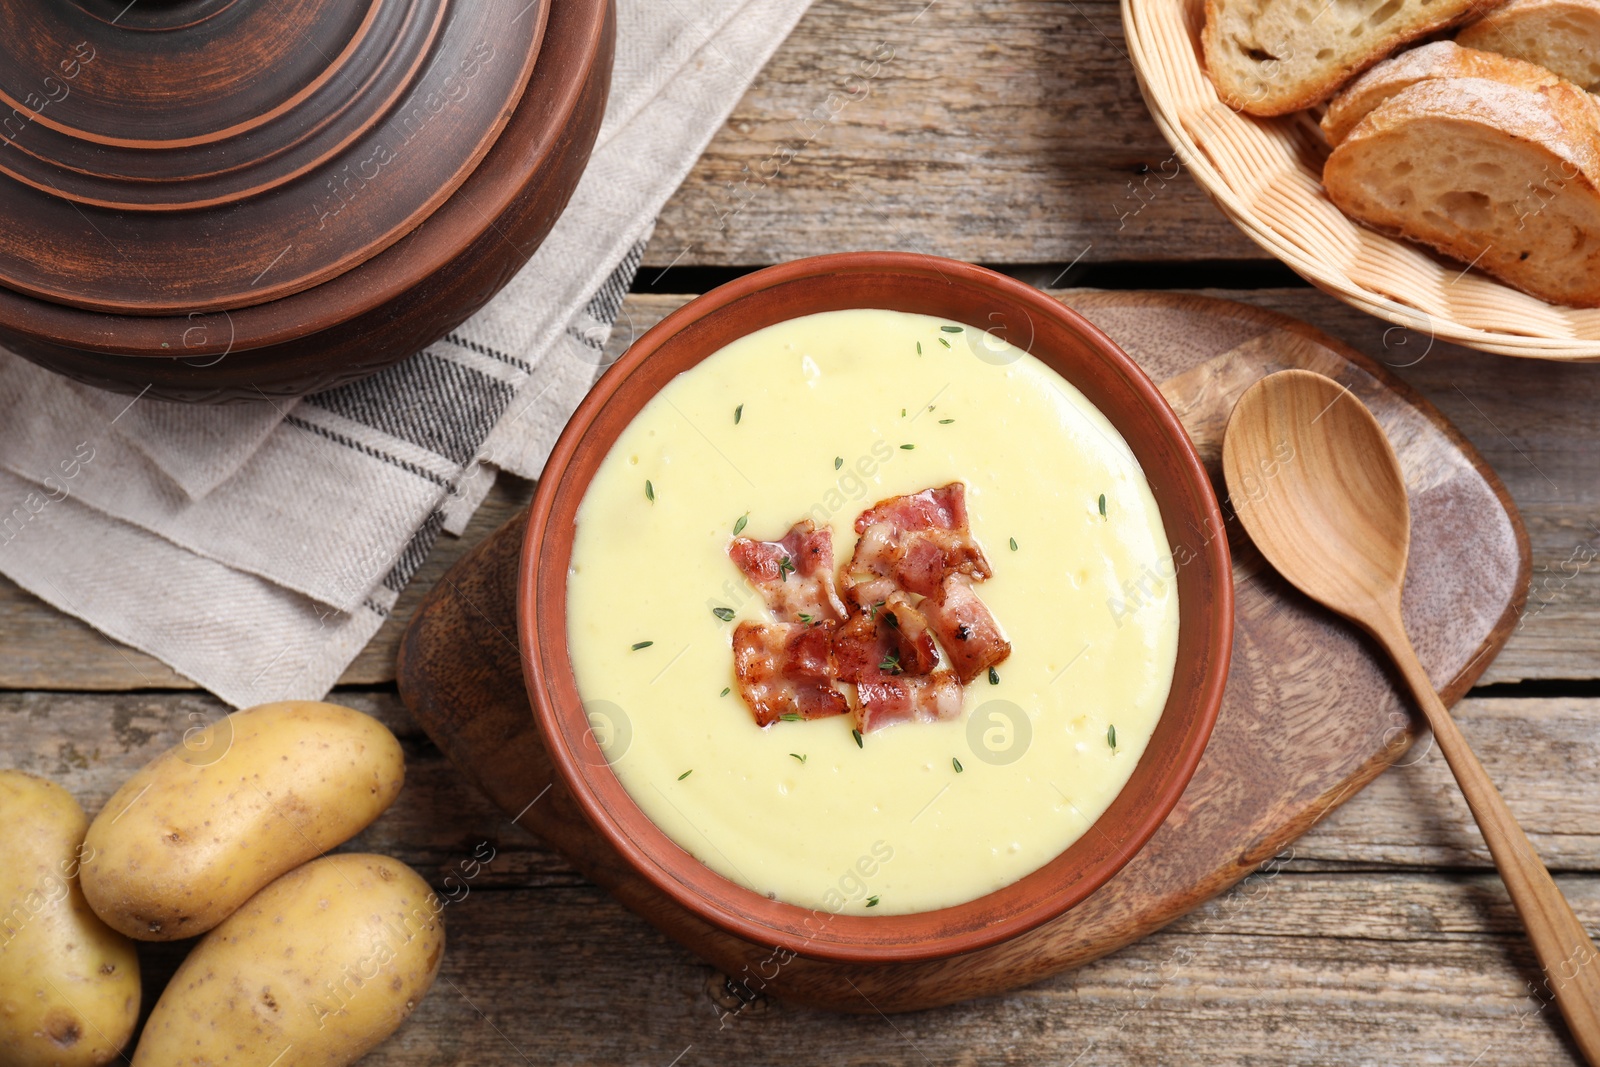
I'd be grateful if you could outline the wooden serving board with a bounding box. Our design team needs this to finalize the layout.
[396,292,1529,1014]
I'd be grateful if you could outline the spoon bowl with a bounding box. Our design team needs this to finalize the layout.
[1224,369,1411,628]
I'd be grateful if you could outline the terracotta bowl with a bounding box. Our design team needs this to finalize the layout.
[0,0,613,402]
[519,252,1234,964]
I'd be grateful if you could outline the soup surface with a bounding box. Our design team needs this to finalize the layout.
[566,308,1179,914]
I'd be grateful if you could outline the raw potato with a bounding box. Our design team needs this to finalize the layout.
[81,701,404,941]
[0,771,140,1067]
[132,854,445,1067]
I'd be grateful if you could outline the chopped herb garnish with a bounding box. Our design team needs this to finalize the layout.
[878,651,902,675]
[834,456,844,470]
[678,769,693,780]
[1098,493,1107,519]
[632,640,654,651]
[712,607,736,622]
[798,612,816,625]
[777,555,795,581]
[790,753,807,764]
[645,480,655,502]
[866,895,880,907]
[901,407,907,417]
[733,513,748,536]
[734,403,744,424]
[940,325,964,333]
[938,336,951,349]
[953,757,964,773]
[916,341,923,355]
[988,666,1000,685]
[720,687,731,697]
[1009,537,1018,551]
[939,418,955,425]
[780,713,803,722]
[852,728,864,749]
[1108,725,1118,749]
[900,443,915,450]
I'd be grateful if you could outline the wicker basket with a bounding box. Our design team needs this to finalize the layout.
[1122,0,1600,360]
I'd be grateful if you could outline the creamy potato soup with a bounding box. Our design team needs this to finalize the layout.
[565,309,1179,915]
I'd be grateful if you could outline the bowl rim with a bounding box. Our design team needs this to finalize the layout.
[519,251,1234,964]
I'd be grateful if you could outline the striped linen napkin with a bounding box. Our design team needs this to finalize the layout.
[0,0,814,706]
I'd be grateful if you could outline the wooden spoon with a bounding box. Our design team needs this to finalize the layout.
[1223,369,1600,1063]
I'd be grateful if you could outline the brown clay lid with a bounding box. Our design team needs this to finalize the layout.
[0,0,546,315]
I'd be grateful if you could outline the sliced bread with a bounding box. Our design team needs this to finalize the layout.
[1202,0,1508,116]
[1457,0,1600,91]
[1322,41,1559,145]
[1323,77,1600,307]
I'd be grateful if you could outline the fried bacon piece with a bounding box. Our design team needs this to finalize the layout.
[727,521,849,728]
[881,592,941,675]
[726,484,1009,732]
[832,612,887,683]
[731,621,849,727]
[831,611,961,731]
[843,574,897,615]
[843,483,1009,688]
[922,576,1012,684]
[845,483,991,601]
[855,673,963,733]
[832,596,939,681]
[729,519,847,623]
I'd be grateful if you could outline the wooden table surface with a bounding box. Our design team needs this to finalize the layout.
[5,2,1599,1064]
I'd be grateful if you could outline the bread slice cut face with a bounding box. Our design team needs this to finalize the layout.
[1203,0,1508,116]
[1457,0,1600,92]
[1324,77,1600,307]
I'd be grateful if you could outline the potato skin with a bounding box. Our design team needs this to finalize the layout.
[132,854,445,1067]
[81,701,404,941]
[0,771,140,1067]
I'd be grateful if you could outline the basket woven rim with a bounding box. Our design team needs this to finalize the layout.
[1121,0,1600,361]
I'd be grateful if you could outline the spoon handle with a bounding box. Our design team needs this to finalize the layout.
[1384,629,1600,1064]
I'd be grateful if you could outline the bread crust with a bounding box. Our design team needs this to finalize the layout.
[1322,41,1559,145]
[1324,77,1600,307]
[1202,0,1509,116]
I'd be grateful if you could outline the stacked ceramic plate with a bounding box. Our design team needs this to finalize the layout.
[0,0,614,400]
